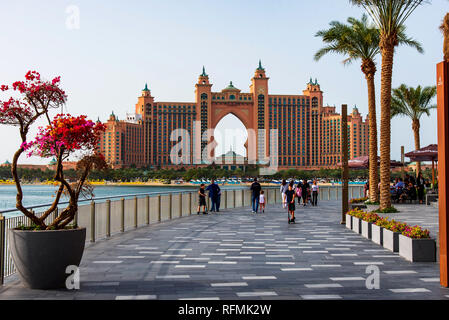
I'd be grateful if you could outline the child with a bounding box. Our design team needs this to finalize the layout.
[259,190,266,213]
[197,184,207,215]
[285,181,296,224]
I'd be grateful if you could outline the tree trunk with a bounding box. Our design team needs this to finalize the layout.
[364,68,379,203]
[412,119,421,176]
[442,13,449,61]
[379,42,395,210]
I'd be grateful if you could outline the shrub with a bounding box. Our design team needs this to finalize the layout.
[363,212,381,223]
[347,208,366,218]
[373,206,399,214]
[350,197,369,204]
[402,225,430,239]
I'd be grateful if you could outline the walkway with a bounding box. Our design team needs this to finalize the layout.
[1,201,448,300]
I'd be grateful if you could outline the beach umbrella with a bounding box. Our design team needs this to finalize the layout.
[405,144,438,185]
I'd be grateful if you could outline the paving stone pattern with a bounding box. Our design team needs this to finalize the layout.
[1,201,447,300]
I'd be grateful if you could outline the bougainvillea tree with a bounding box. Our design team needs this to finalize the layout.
[0,71,106,229]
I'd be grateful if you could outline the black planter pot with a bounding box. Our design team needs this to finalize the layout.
[8,228,86,289]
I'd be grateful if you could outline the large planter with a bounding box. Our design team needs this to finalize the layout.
[361,220,372,239]
[9,228,86,289]
[398,235,436,262]
[383,229,400,252]
[352,217,361,234]
[372,224,383,246]
[345,214,352,230]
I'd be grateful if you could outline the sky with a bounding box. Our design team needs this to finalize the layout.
[0,0,446,163]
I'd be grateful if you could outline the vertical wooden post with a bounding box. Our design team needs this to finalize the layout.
[241,189,244,207]
[0,215,5,285]
[120,198,125,233]
[90,201,96,243]
[106,200,111,238]
[341,104,349,224]
[233,190,236,208]
[437,60,449,287]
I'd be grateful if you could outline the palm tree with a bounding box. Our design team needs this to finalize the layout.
[314,14,422,203]
[441,12,449,61]
[351,0,426,210]
[391,84,437,175]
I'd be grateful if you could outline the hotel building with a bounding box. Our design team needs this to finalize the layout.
[98,62,369,170]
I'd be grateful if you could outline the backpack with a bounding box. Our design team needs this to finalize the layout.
[296,187,302,197]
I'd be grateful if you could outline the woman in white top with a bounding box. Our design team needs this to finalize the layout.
[311,180,319,206]
[280,180,288,208]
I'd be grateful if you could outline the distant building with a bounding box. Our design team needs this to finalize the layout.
[99,62,369,170]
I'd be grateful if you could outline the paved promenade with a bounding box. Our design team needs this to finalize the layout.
[1,201,448,300]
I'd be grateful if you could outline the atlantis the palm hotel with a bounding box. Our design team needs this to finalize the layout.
[98,62,369,171]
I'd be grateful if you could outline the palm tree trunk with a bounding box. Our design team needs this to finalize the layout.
[412,119,421,176]
[442,13,449,61]
[379,43,395,210]
[364,67,379,203]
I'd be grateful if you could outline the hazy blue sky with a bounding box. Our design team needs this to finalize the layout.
[0,0,446,164]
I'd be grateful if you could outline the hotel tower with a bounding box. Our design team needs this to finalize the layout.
[99,62,369,170]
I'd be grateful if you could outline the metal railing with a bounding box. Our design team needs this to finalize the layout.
[0,185,363,284]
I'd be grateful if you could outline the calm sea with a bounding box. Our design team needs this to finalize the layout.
[0,184,243,218]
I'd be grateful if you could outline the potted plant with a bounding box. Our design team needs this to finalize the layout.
[350,197,368,210]
[399,226,436,262]
[361,212,380,240]
[0,71,107,289]
[345,212,353,230]
[383,220,408,253]
[348,208,365,234]
[372,217,389,246]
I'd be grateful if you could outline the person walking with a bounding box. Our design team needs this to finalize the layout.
[295,181,302,204]
[250,178,262,213]
[416,172,426,204]
[259,190,266,213]
[206,179,221,212]
[197,184,207,214]
[286,181,296,224]
[280,179,288,208]
[301,179,310,206]
[311,180,319,206]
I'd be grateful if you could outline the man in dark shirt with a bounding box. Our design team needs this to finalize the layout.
[250,178,262,213]
[301,180,310,206]
[206,180,221,212]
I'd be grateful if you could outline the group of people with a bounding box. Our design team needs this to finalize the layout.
[280,179,320,224]
[197,177,320,223]
[197,178,267,215]
[391,173,427,204]
[197,180,221,214]
[364,172,428,204]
